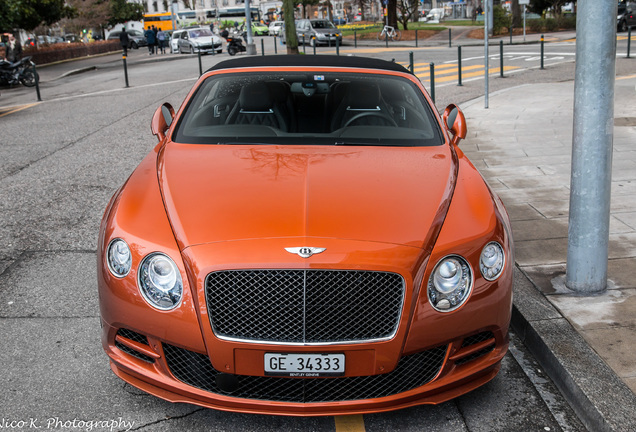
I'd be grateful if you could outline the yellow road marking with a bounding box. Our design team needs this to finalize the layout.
[334,415,366,432]
[617,74,636,80]
[0,103,39,118]
[327,46,438,55]
[414,64,484,75]
[417,65,520,82]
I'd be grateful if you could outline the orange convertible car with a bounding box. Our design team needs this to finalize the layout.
[97,56,513,416]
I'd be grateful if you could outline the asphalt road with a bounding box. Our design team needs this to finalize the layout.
[2,36,632,430]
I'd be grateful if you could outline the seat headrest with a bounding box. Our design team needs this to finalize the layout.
[240,82,272,111]
[347,81,381,110]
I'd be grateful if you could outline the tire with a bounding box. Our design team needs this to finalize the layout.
[393,29,401,41]
[19,68,37,87]
[131,42,138,49]
[377,31,385,41]
[189,45,194,54]
[228,46,237,56]
[618,20,627,32]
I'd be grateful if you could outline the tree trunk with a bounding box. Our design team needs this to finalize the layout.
[511,0,521,27]
[283,0,299,54]
[388,0,398,27]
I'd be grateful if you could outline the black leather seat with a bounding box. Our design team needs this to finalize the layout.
[330,81,397,131]
[225,81,290,132]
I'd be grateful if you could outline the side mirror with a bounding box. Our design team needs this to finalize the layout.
[151,103,175,142]
[442,104,467,147]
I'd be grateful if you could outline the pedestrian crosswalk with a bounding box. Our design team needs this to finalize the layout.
[398,62,521,83]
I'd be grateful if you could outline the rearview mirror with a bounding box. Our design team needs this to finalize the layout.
[151,103,175,142]
[442,104,467,147]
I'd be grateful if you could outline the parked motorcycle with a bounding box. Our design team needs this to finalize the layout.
[221,30,246,56]
[0,56,38,87]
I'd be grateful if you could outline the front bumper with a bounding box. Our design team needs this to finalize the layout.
[99,237,511,415]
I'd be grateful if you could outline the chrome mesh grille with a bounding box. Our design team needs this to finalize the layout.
[205,270,405,344]
[163,343,447,403]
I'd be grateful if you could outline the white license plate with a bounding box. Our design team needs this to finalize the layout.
[264,353,345,377]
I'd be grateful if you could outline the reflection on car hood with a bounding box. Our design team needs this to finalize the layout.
[314,28,340,34]
[159,144,454,250]
[191,36,221,43]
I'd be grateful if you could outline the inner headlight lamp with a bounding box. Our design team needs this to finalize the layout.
[138,253,183,310]
[428,255,472,312]
[480,242,505,281]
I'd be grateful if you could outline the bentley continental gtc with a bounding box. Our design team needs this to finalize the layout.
[97,55,514,416]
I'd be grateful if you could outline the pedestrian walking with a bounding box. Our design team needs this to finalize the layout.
[4,34,23,63]
[157,30,166,54]
[144,26,156,54]
[119,29,130,56]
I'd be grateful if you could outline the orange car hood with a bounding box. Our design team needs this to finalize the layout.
[159,144,455,250]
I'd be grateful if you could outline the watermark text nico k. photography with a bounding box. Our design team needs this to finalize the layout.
[0,417,134,431]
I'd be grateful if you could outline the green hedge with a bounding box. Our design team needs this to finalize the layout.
[21,40,120,66]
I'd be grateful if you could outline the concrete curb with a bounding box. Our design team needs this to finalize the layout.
[511,266,636,432]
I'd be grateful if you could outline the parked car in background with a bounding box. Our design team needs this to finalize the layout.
[170,30,185,53]
[268,21,284,36]
[617,1,636,32]
[250,21,270,36]
[176,28,222,54]
[107,30,148,49]
[332,16,346,25]
[282,19,342,46]
[426,8,445,22]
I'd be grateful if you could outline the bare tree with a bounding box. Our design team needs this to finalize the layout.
[396,0,418,29]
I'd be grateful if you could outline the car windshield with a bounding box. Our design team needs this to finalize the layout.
[189,29,213,38]
[312,20,336,29]
[173,71,443,147]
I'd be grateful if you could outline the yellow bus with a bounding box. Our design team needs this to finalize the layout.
[143,12,174,31]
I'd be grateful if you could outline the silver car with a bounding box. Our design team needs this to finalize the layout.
[294,19,342,47]
[177,28,222,54]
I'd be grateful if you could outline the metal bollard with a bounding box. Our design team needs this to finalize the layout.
[197,49,202,76]
[449,28,452,48]
[500,40,504,77]
[385,30,388,48]
[122,53,129,88]
[510,26,513,44]
[274,36,278,54]
[430,62,435,103]
[313,38,316,55]
[302,35,306,54]
[409,51,414,74]
[354,29,357,48]
[628,27,632,58]
[540,34,545,69]
[33,63,42,101]
[415,29,418,48]
[457,46,463,86]
[261,38,265,56]
[336,36,340,55]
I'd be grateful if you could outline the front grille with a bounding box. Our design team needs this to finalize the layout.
[163,343,447,403]
[456,331,496,366]
[205,270,405,344]
[461,331,495,348]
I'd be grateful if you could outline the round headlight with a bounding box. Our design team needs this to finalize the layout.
[428,255,472,312]
[107,239,132,277]
[480,242,505,281]
[138,253,183,310]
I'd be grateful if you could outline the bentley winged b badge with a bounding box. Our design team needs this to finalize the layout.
[285,247,326,258]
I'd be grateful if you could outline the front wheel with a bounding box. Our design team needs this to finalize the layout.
[131,42,138,49]
[228,46,237,56]
[20,67,38,87]
[376,30,385,41]
[392,29,401,41]
[618,20,628,32]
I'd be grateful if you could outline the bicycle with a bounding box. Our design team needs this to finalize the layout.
[377,25,401,42]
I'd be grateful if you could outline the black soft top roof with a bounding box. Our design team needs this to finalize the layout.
[206,55,411,74]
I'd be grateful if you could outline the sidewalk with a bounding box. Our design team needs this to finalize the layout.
[461,78,636,431]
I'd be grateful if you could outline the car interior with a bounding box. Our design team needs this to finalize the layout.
[174,72,442,146]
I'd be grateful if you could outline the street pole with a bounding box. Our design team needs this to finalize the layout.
[566,0,618,294]
[484,0,489,109]
[244,0,257,55]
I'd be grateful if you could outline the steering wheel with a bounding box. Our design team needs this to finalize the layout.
[343,111,398,128]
